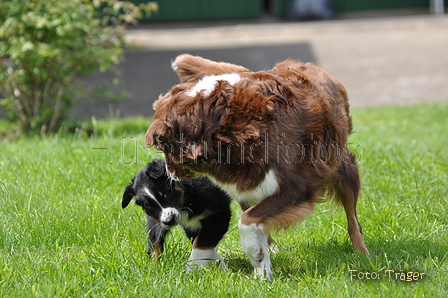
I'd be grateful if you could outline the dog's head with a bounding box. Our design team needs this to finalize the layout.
[122,159,186,228]
[146,55,278,180]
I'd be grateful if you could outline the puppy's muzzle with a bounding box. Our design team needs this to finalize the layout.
[160,207,182,228]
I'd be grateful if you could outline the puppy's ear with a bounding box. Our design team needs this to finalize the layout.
[171,54,250,83]
[122,184,136,209]
[147,160,166,179]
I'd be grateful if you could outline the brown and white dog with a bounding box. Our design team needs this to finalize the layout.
[146,54,370,281]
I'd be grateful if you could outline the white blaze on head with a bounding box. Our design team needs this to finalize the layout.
[144,187,181,227]
[186,73,241,97]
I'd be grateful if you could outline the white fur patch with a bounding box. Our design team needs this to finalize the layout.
[238,221,272,281]
[144,187,161,207]
[212,169,279,207]
[186,248,228,271]
[186,73,241,97]
[144,188,181,226]
[180,212,207,232]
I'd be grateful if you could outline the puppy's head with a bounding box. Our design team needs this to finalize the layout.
[122,159,185,228]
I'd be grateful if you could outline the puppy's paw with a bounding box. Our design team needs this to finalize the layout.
[186,248,228,271]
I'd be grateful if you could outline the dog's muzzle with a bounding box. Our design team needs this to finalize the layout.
[166,163,196,180]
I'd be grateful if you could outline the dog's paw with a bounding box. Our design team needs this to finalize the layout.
[255,259,272,282]
[269,241,280,253]
[239,221,273,281]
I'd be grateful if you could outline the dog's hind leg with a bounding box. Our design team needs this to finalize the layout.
[330,153,370,255]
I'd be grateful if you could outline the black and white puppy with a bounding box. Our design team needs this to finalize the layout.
[122,159,232,270]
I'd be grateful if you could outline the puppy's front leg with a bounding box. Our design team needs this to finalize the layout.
[146,216,168,259]
[185,209,231,271]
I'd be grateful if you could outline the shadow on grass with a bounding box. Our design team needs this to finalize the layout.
[224,238,446,280]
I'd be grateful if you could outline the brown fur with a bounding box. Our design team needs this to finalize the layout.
[240,201,316,233]
[146,54,369,256]
[172,54,251,83]
[151,244,163,260]
[192,237,213,250]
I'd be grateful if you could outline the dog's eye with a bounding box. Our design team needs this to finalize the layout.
[155,136,169,151]
[155,135,165,143]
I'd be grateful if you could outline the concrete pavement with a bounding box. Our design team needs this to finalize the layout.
[77,15,448,118]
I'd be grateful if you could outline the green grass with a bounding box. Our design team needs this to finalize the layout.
[1,103,447,297]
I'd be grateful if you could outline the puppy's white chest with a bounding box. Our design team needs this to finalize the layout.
[180,212,209,231]
[211,169,279,206]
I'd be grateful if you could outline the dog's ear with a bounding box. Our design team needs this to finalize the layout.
[122,184,136,209]
[145,129,155,148]
[171,54,250,83]
[147,160,166,179]
[146,120,165,149]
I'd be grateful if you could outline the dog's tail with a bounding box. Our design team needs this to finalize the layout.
[171,54,251,83]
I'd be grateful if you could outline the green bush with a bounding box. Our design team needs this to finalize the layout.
[0,0,156,134]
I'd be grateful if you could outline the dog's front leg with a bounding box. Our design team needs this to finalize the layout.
[238,190,315,281]
[238,219,272,281]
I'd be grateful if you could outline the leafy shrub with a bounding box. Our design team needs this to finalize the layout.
[0,0,157,134]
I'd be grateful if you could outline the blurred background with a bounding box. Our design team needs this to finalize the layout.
[75,0,448,118]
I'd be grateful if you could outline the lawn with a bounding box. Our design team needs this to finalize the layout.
[0,103,447,297]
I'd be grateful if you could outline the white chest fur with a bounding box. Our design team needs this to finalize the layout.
[210,169,279,207]
[179,211,209,232]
